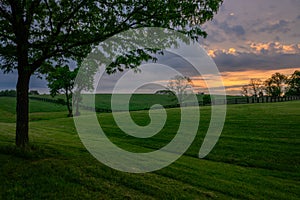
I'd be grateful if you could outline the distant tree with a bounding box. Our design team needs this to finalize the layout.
[202,94,212,105]
[166,75,194,103]
[0,0,223,148]
[241,85,250,97]
[249,78,264,97]
[0,90,17,97]
[264,73,287,97]
[286,70,300,96]
[155,89,175,96]
[29,90,39,95]
[241,78,264,97]
[46,66,78,117]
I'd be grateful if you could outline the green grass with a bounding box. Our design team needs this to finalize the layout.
[0,96,299,199]
[0,97,67,123]
[31,93,244,111]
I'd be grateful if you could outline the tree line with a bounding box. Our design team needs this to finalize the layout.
[0,90,39,97]
[0,89,17,97]
[241,70,300,97]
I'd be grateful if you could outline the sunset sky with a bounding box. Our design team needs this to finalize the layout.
[199,0,300,95]
[0,0,299,95]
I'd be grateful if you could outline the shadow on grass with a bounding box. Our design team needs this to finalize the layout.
[0,144,63,160]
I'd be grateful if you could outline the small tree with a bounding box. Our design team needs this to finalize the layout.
[241,79,264,97]
[202,94,212,105]
[72,60,96,116]
[249,78,263,97]
[241,85,250,97]
[46,66,78,117]
[166,75,194,103]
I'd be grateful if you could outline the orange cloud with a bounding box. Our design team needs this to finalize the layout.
[248,41,300,54]
[207,47,237,58]
[206,42,300,58]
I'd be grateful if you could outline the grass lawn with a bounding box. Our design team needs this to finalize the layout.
[31,93,245,111]
[0,96,299,199]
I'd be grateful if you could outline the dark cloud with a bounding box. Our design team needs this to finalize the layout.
[0,71,17,90]
[154,51,200,77]
[0,71,48,92]
[274,36,281,41]
[213,51,300,72]
[218,21,246,37]
[204,30,226,43]
[258,20,290,34]
[201,20,228,44]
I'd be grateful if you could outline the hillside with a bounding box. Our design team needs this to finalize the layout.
[0,97,299,199]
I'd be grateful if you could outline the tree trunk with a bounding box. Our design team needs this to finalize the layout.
[65,89,73,117]
[16,73,30,148]
[75,99,80,116]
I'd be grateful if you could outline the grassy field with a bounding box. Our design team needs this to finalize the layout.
[31,93,242,111]
[0,96,299,199]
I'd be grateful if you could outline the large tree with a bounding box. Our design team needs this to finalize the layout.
[0,0,223,148]
[264,72,287,97]
[286,70,300,96]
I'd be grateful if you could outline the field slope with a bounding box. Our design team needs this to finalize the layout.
[0,96,299,199]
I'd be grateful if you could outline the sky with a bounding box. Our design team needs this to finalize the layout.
[1,0,299,95]
[199,0,300,94]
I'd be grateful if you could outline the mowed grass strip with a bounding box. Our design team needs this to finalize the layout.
[31,93,244,111]
[0,97,299,199]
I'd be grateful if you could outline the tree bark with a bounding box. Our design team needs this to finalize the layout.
[16,72,30,148]
[65,89,73,117]
[75,100,80,116]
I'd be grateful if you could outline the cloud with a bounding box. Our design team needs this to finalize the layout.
[258,20,290,34]
[210,43,300,72]
[204,29,227,43]
[0,72,17,90]
[218,21,246,37]
[248,42,300,55]
[0,71,49,93]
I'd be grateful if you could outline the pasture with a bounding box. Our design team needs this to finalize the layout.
[0,96,299,199]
